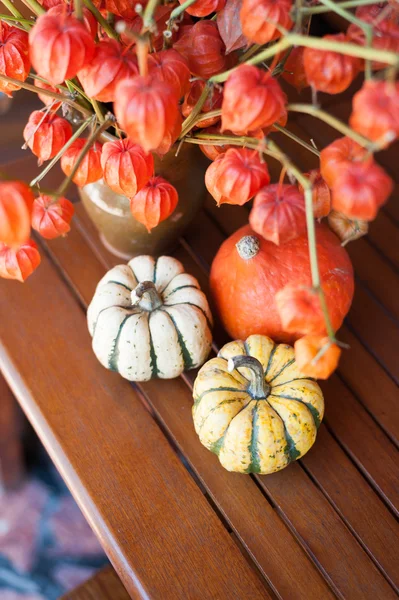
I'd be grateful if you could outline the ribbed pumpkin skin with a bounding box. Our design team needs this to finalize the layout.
[210,223,354,344]
[193,334,324,474]
[87,256,213,381]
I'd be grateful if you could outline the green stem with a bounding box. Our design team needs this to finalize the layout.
[74,0,83,20]
[239,44,263,63]
[0,0,26,20]
[18,0,45,16]
[30,117,94,187]
[0,73,93,117]
[287,104,371,148]
[91,98,105,123]
[168,0,197,21]
[273,124,320,157]
[179,83,212,139]
[142,0,160,29]
[210,32,399,83]
[65,79,93,112]
[317,0,373,79]
[299,0,386,15]
[193,108,222,127]
[82,0,118,39]
[265,140,336,340]
[57,116,114,196]
[0,15,28,30]
[28,74,69,93]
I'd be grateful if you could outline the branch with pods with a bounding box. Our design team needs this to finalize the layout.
[0,0,398,378]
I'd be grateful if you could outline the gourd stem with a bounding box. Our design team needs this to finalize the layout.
[227,356,269,400]
[133,281,163,311]
[236,235,260,260]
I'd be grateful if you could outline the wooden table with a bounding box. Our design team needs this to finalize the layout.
[0,106,398,598]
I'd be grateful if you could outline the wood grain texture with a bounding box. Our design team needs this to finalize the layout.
[0,250,270,600]
[61,566,131,600]
[0,372,25,490]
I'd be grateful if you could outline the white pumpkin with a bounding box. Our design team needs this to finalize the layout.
[87,255,213,381]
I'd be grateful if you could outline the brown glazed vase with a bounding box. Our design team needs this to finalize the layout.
[79,141,208,259]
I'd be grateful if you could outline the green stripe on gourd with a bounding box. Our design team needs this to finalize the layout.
[107,280,132,292]
[109,313,135,372]
[193,386,244,410]
[164,284,200,298]
[268,358,295,383]
[209,398,252,456]
[265,344,277,377]
[161,309,193,369]
[274,394,321,429]
[247,402,261,473]
[148,313,159,378]
[164,302,212,330]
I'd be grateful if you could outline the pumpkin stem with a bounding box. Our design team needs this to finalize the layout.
[227,356,270,400]
[236,235,260,260]
[131,281,163,311]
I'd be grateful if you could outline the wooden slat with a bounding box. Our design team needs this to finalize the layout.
[71,203,398,599]
[323,376,399,515]
[0,372,25,490]
[52,205,335,600]
[0,251,270,600]
[61,566,131,600]
[301,425,399,590]
[346,239,399,322]
[367,211,399,271]
[337,326,399,446]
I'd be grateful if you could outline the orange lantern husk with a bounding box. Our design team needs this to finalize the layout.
[320,136,368,188]
[240,0,293,45]
[78,40,138,103]
[101,138,154,197]
[29,12,95,84]
[349,80,399,147]
[328,210,369,246]
[130,176,178,232]
[249,184,307,245]
[148,49,191,100]
[298,170,331,219]
[303,34,362,94]
[0,239,41,282]
[0,22,30,97]
[31,195,75,240]
[178,0,226,17]
[23,111,73,165]
[221,64,287,134]
[0,181,34,249]
[61,139,103,187]
[174,21,227,78]
[275,284,326,336]
[205,147,270,206]
[114,76,179,153]
[331,160,393,221]
[294,335,341,379]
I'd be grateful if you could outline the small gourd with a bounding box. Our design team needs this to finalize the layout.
[193,334,324,474]
[88,255,213,381]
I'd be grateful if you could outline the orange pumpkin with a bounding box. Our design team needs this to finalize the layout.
[210,223,354,344]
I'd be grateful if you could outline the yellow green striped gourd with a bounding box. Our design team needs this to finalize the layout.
[193,334,324,474]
